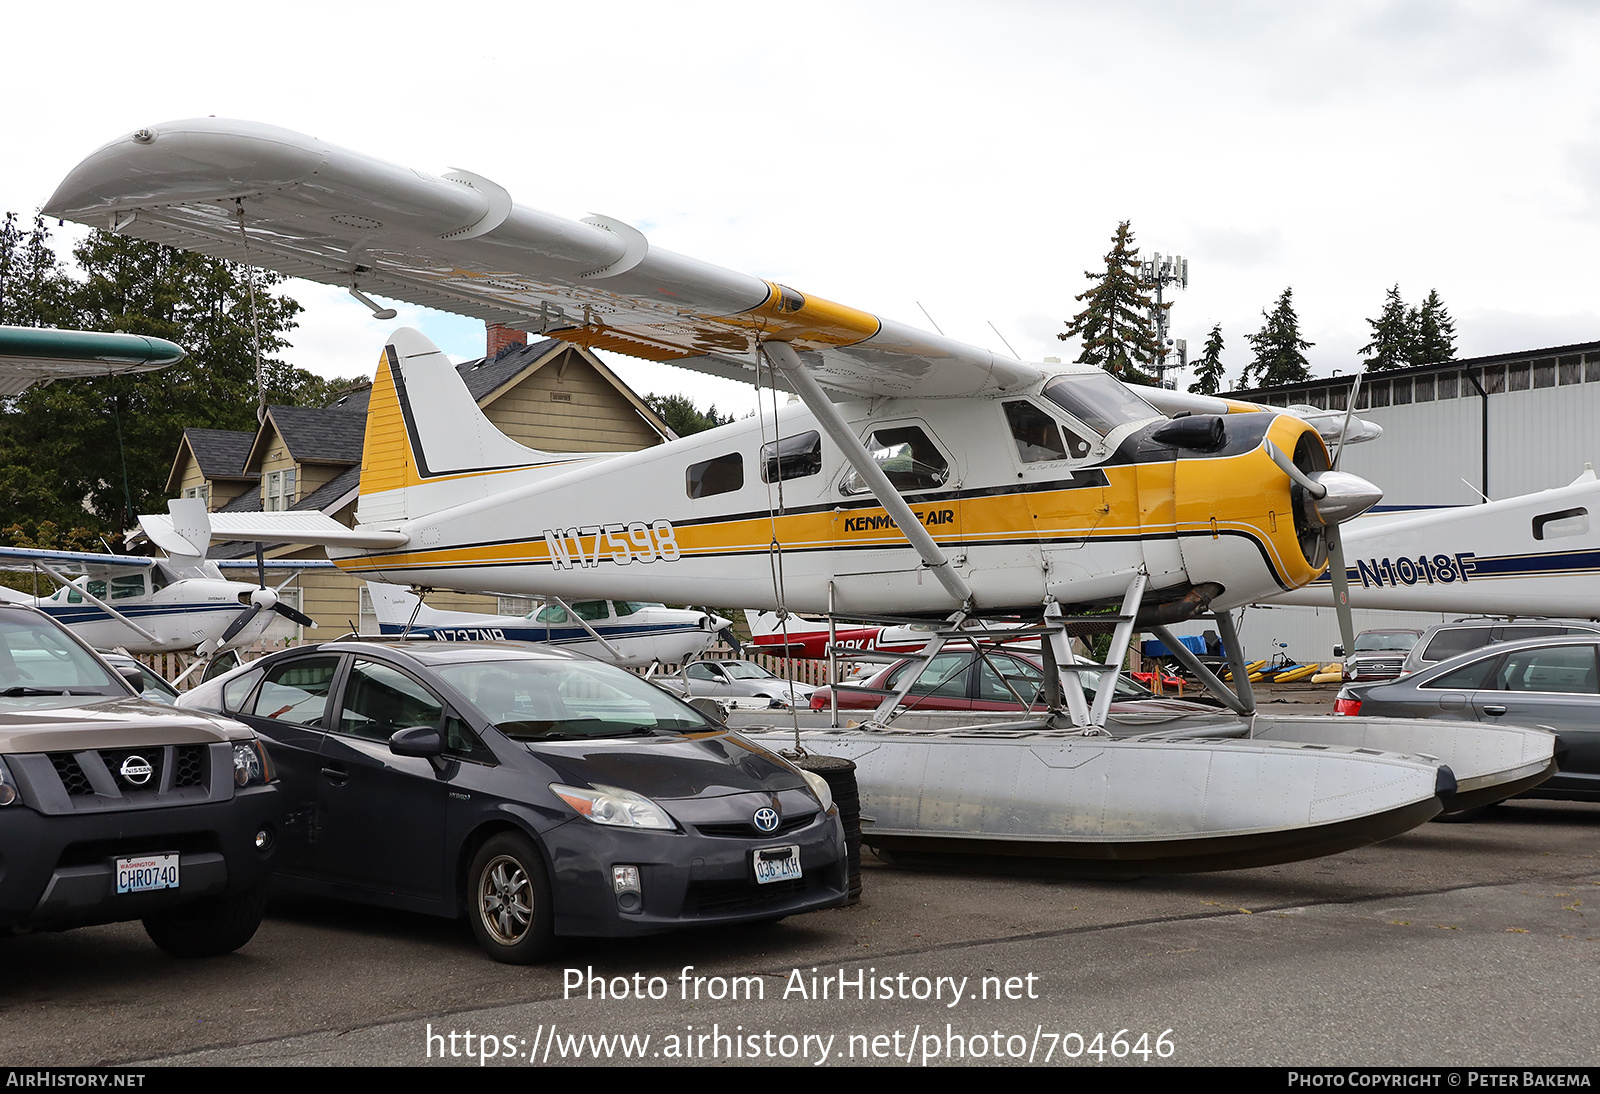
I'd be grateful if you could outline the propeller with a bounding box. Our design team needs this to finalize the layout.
[1262,370,1375,659]
[213,545,316,650]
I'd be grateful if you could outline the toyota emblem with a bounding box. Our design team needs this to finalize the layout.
[119,755,154,785]
[753,807,780,833]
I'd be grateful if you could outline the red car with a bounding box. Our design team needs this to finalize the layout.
[810,648,1216,716]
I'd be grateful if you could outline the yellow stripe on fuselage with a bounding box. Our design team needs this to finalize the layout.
[337,425,1321,592]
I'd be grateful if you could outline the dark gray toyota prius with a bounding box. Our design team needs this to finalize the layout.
[179,640,848,963]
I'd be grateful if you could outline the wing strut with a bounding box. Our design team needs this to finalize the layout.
[545,595,625,662]
[760,341,972,609]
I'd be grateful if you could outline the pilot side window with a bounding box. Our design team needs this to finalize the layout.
[686,453,744,499]
[839,426,949,495]
[338,659,489,758]
[110,574,146,600]
[761,431,823,483]
[1003,401,1082,463]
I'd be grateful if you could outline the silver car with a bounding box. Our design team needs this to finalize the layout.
[660,660,817,709]
[1337,634,1597,802]
[1400,618,1600,677]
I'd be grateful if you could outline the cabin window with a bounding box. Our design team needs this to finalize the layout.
[839,426,949,495]
[110,574,146,600]
[265,469,297,511]
[1004,401,1084,462]
[686,453,744,498]
[1533,507,1588,540]
[571,600,610,621]
[761,430,823,483]
[1039,373,1158,436]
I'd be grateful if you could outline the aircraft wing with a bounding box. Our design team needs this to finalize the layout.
[44,119,1040,401]
[0,326,185,398]
[1140,387,1383,446]
[214,558,340,572]
[0,546,157,573]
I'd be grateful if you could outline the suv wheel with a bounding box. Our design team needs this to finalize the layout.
[468,833,554,964]
[142,887,267,958]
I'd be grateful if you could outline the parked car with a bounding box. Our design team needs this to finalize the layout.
[1338,628,1422,682]
[658,659,818,709]
[810,648,1219,718]
[1399,618,1600,677]
[0,604,280,955]
[178,640,847,963]
[1336,634,1595,801]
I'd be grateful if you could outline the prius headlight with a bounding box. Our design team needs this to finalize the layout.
[798,768,834,813]
[551,783,675,830]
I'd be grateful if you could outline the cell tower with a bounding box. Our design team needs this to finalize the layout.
[1140,252,1189,387]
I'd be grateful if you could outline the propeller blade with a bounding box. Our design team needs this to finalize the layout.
[255,544,266,590]
[1263,439,1327,499]
[1326,524,1357,656]
[1331,371,1364,470]
[273,602,317,628]
[219,603,264,644]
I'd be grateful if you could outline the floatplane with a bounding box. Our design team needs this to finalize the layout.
[50,118,1557,871]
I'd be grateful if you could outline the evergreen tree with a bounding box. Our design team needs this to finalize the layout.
[0,216,349,533]
[0,212,71,328]
[1243,287,1313,388]
[1410,288,1457,365]
[643,393,734,436]
[1360,284,1412,372]
[1059,221,1164,385]
[1188,323,1226,394]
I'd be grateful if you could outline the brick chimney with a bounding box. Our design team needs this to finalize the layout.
[487,322,527,357]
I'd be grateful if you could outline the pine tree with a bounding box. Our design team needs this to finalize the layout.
[1410,288,1456,365]
[1188,323,1226,394]
[0,212,71,328]
[1059,221,1165,385]
[1360,284,1412,372]
[642,393,734,436]
[1243,287,1313,388]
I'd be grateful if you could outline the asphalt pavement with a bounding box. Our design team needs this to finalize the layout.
[3,794,1596,1068]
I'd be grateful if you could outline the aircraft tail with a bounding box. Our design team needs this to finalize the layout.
[364,581,464,626]
[357,328,555,525]
[743,609,829,636]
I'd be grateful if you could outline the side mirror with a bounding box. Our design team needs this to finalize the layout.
[389,726,444,758]
[115,664,145,692]
[1332,645,1345,658]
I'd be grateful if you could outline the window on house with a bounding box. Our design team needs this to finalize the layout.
[183,484,210,506]
[265,469,297,511]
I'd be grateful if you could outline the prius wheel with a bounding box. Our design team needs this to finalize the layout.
[468,833,554,964]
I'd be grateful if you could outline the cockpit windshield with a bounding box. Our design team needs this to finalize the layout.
[1040,373,1160,437]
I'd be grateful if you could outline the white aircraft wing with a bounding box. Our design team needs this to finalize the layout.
[0,546,157,574]
[44,119,1040,401]
[214,558,340,572]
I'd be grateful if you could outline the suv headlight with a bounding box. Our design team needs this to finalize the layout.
[233,740,274,788]
[798,768,835,813]
[551,783,675,830]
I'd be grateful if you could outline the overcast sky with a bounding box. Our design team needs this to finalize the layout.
[7,1,1599,415]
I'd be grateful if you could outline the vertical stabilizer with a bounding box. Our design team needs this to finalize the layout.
[357,328,549,524]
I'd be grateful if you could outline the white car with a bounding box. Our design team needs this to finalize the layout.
[660,660,817,709]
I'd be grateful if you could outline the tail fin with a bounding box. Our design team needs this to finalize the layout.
[357,328,549,524]
[743,609,828,636]
[365,581,458,626]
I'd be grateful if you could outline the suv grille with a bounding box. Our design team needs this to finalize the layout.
[32,743,218,811]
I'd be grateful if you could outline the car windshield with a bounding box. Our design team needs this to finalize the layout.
[719,662,776,680]
[1354,632,1418,652]
[0,613,123,705]
[437,658,710,739]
